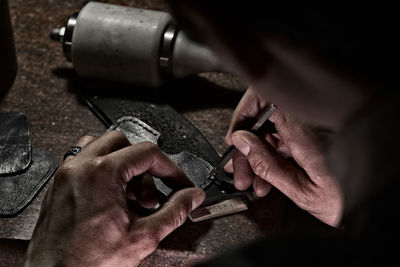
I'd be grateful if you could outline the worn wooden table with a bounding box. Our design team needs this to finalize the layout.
[0,0,287,266]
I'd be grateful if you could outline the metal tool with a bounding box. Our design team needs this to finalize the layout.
[188,104,277,222]
[50,1,224,87]
[208,103,277,180]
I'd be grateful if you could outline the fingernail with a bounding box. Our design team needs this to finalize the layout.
[232,135,250,156]
[223,159,233,173]
[191,189,206,210]
[225,134,232,146]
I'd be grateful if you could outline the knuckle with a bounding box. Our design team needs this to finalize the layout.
[108,130,130,145]
[108,129,126,140]
[224,134,232,145]
[89,156,107,169]
[57,157,111,184]
[170,202,189,228]
[54,168,73,184]
[294,178,318,210]
[160,200,189,229]
[79,135,94,143]
[53,163,82,189]
[55,164,75,182]
[294,191,316,211]
[138,141,158,152]
[251,153,270,179]
[235,177,249,190]
[87,157,111,177]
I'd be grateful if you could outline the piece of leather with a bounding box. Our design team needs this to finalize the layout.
[91,97,220,164]
[0,148,58,216]
[108,116,214,195]
[0,112,31,174]
[83,94,253,205]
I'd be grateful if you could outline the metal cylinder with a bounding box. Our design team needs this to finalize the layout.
[71,1,172,87]
[0,0,17,98]
[172,31,222,78]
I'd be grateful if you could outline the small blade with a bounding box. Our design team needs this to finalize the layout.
[207,104,276,180]
[189,196,248,222]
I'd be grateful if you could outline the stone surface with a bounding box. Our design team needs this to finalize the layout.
[0,0,286,266]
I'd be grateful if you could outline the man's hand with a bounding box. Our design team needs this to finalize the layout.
[24,131,205,267]
[225,87,343,227]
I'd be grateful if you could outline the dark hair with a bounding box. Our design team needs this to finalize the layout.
[168,1,396,93]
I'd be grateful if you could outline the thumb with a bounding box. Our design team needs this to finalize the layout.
[143,188,205,240]
[231,131,309,203]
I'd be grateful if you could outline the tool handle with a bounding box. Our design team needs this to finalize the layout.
[250,103,276,133]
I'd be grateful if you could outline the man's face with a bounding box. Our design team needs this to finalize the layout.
[167,1,370,130]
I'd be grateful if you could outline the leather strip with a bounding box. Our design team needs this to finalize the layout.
[0,148,58,216]
[108,116,214,195]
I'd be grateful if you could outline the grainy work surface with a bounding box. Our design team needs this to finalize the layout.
[0,0,286,266]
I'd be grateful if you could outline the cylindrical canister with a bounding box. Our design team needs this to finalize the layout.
[71,2,172,87]
[0,0,17,98]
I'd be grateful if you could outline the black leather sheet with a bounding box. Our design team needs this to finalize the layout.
[0,149,58,216]
[0,112,31,174]
[108,116,214,196]
[86,95,253,205]
[0,112,58,216]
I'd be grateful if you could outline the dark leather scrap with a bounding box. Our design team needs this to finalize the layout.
[0,112,58,216]
[87,96,252,201]
[85,97,220,165]
[0,148,58,216]
[0,112,31,174]
[82,93,254,220]
[108,116,214,196]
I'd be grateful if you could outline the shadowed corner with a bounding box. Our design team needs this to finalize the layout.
[158,215,213,251]
[51,67,245,113]
[242,188,287,235]
[0,238,29,266]
[0,0,18,103]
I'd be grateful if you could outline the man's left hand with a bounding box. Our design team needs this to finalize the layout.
[24,131,205,267]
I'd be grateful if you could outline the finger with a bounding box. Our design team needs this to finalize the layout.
[268,108,286,127]
[104,141,194,189]
[223,159,233,173]
[74,130,131,161]
[225,87,268,145]
[139,188,205,241]
[64,135,96,163]
[253,176,272,197]
[126,174,160,209]
[268,109,305,145]
[232,150,254,191]
[268,110,325,169]
[231,131,309,201]
[264,133,278,148]
[264,133,292,158]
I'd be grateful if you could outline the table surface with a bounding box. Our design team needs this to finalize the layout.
[0,0,288,266]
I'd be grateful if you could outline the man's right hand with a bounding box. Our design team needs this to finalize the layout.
[225,87,343,227]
